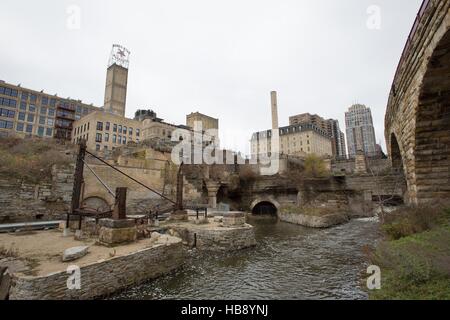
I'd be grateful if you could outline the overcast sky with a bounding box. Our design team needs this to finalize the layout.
[0,0,422,155]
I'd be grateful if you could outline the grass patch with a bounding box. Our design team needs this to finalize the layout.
[368,205,450,300]
[0,137,74,183]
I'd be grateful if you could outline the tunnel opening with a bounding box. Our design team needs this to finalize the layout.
[252,202,277,215]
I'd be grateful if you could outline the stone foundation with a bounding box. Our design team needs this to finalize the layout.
[279,212,349,228]
[170,221,256,251]
[9,239,185,300]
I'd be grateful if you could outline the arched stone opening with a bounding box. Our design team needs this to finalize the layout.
[390,133,403,172]
[82,196,110,212]
[251,201,278,215]
[415,29,450,202]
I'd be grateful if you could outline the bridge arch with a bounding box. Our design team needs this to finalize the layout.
[389,133,404,172]
[415,27,450,202]
[385,0,450,204]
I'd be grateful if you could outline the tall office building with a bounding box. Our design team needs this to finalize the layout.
[289,113,346,158]
[345,104,377,157]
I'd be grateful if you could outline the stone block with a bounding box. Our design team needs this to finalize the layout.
[62,246,89,262]
[99,226,137,246]
[99,218,135,229]
[222,212,246,227]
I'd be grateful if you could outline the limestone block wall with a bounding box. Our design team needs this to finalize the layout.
[171,224,256,251]
[0,164,74,223]
[9,240,185,300]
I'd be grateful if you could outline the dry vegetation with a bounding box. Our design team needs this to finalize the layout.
[0,137,75,183]
[368,202,450,299]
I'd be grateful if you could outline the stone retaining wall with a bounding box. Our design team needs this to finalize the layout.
[279,212,349,228]
[9,240,185,300]
[171,224,256,251]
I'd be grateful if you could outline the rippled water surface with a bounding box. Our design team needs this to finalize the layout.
[112,216,381,300]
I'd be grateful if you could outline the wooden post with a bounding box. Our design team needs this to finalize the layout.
[175,163,184,211]
[67,140,86,228]
[113,187,127,220]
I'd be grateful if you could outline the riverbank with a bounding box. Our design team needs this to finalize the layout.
[369,205,450,300]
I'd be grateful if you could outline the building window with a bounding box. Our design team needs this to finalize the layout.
[47,118,54,126]
[37,126,45,137]
[20,102,26,110]
[30,94,37,103]
[16,122,24,132]
[113,124,117,132]
[105,133,109,142]
[18,112,25,121]
[96,144,100,151]
[40,107,47,115]
[83,107,89,115]
[41,96,48,106]
[76,105,82,113]
[129,127,133,135]
[46,128,53,136]
[27,114,34,123]
[0,108,15,118]
[123,136,126,145]
[118,125,122,133]
[118,135,122,144]
[26,124,33,133]
[112,134,117,143]
[106,122,110,131]
[104,146,108,151]
[83,124,86,132]
[39,116,46,125]
[96,133,102,142]
[136,129,140,137]
[29,105,36,113]
[21,92,29,101]
[0,120,13,129]
[123,126,127,134]
[87,122,90,130]
[97,121,103,131]
[48,108,55,117]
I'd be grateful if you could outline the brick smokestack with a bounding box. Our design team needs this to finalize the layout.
[271,91,279,130]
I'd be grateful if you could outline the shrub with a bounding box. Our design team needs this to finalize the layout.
[381,204,449,240]
[0,137,74,183]
[303,154,329,178]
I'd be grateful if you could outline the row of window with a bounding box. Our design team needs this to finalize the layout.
[95,132,139,145]
[96,121,140,136]
[0,108,15,118]
[0,86,19,97]
[0,120,13,129]
[0,97,17,108]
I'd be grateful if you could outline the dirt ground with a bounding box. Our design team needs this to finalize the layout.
[0,230,175,276]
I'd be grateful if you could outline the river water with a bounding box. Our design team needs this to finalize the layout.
[112,216,381,300]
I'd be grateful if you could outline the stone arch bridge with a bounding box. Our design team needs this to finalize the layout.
[385,0,450,204]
